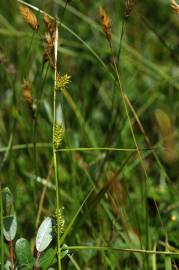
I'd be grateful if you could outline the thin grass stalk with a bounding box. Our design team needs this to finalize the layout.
[0,185,4,269]
[67,254,81,270]
[107,39,150,268]
[64,246,179,256]
[152,243,157,270]
[125,94,169,231]
[0,144,163,153]
[52,22,61,270]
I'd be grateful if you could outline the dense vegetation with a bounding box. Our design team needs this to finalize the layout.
[1,0,179,269]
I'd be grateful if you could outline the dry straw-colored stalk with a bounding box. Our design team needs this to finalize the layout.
[19,4,39,30]
[171,0,179,13]
[99,6,112,40]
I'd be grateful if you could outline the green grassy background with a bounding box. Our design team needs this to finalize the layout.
[1,0,179,269]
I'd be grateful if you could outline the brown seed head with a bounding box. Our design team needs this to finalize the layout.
[43,33,54,65]
[19,4,39,30]
[42,14,57,68]
[125,0,135,18]
[99,6,112,40]
[22,80,33,107]
[43,14,56,37]
[171,0,179,13]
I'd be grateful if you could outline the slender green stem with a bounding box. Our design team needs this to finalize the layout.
[67,254,81,270]
[63,246,179,256]
[52,23,61,270]
[56,147,150,152]
[0,186,4,269]
[0,143,51,152]
[0,144,163,153]
[108,41,150,268]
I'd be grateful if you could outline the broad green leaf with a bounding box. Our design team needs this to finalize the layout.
[39,247,57,269]
[36,217,53,252]
[3,214,17,241]
[15,238,35,268]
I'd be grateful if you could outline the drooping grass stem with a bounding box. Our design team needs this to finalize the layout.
[108,40,149,269]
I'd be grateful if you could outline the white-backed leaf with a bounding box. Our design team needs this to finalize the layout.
[36,217,53,252]
[3,214,17,241]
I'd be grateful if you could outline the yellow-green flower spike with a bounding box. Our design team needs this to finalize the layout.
[56,73,71,91]
[54,124,63,149]
[53,208,65,235]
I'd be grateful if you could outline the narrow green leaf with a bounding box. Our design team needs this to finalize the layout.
[2,187,15,216]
